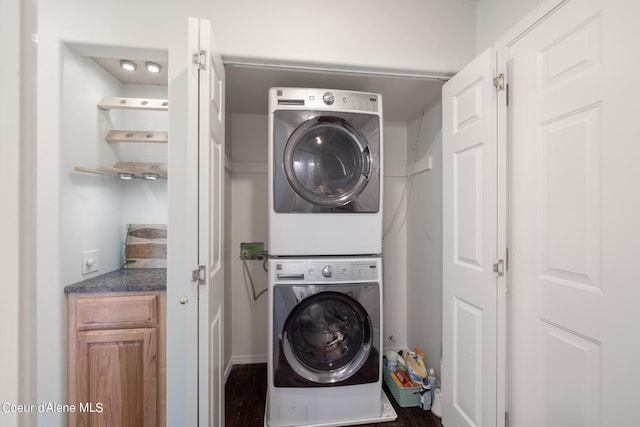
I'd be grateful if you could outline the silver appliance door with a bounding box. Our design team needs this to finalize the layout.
[284,116,371,207]
[281,291,372,384]
[272,110,381,213]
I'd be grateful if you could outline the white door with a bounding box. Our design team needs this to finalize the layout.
[191,17,226,427]
[442,48,506,427]
[507,0,640,425]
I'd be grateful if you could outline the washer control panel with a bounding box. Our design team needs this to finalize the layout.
[274,258,380,283]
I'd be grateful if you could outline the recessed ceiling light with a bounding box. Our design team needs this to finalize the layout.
[143,173,160,180]
[120,60,137,71]
[118,172,135,180]
[145,61,161,73]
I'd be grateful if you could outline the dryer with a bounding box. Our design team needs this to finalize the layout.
[267,257,383,427]
[268,87,383,256]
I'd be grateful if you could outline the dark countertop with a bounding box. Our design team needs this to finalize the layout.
[64,268,166,294]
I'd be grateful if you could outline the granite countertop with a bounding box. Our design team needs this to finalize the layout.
[64,268,167,294]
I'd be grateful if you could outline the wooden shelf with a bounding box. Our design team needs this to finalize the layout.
[106,130,168,144]
[74,162,168,180]
[98,97,168,111]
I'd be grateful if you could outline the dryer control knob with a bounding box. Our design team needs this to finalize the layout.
[322,92,335,105]
[322,265,333,278]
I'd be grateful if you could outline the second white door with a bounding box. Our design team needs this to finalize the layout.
[507,0,640,425]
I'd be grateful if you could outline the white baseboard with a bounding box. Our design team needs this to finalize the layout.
[224,354,269,384]
[232,354,268,365]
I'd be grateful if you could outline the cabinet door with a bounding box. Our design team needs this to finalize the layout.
[75,328,157,427]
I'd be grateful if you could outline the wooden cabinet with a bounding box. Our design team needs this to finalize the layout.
[67,292,165,427]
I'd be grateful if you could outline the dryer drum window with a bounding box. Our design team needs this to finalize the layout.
[284,117,372,207]
[282,291,373,384]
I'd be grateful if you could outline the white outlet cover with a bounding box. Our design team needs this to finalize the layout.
[82,249,99,275]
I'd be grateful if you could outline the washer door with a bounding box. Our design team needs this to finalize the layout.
[281,291,373,384]
[283,116,372,208]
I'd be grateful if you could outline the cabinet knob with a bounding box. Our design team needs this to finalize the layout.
[179,297,188,305]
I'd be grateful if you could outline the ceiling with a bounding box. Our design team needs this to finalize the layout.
[92,56,446,123]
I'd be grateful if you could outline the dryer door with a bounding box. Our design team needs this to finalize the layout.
[283,116,372,208]
[281,291,373,384]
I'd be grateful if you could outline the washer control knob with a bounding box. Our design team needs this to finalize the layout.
[322,265,333,278]
[322,92,335,105]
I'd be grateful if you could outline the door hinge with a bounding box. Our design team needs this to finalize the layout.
[193,49,207,70]
[493,73,505,91]
[192,265,206,285]
[493,259,505,277]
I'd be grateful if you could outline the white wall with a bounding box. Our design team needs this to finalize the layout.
[211,0,476,76]
[0,4,22,425]
[228,114,269,362]
[59,46,125,286]
[475,0,546,53]
[229,170,270,363]
[0,0,37,424]
[227,114,269,363]
[228,114,409,362]
[381,122,409,351]
[405,100,444,377]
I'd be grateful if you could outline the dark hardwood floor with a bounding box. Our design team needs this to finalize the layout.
[226,364,443,427]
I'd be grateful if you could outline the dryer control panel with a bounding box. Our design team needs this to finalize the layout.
[272,87,381,114]
[273,258,380,283]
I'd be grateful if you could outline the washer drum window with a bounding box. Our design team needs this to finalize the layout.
[281,291,373,384]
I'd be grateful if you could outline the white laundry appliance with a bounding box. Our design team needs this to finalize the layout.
[268,87,383,256]
[267,256,386,427]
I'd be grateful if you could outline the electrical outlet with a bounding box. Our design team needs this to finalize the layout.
[240,242,264,260]
[82,249,99,275]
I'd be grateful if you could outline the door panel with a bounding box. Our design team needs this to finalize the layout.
[453,297,483,426]
[538,104,602,290]
[540,320,601,427]
[507,0,640,425]
[442,48,501,427]
[454,144,484,270]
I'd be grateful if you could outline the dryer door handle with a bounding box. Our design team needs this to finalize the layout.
[362,145,372,180]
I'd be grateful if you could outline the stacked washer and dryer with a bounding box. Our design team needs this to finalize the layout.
[267,88,394,426]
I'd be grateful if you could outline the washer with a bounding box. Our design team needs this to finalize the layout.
[267,257,383,427]
[268,87,383,256]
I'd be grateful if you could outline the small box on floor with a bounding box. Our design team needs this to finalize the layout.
[383,363,421,407]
